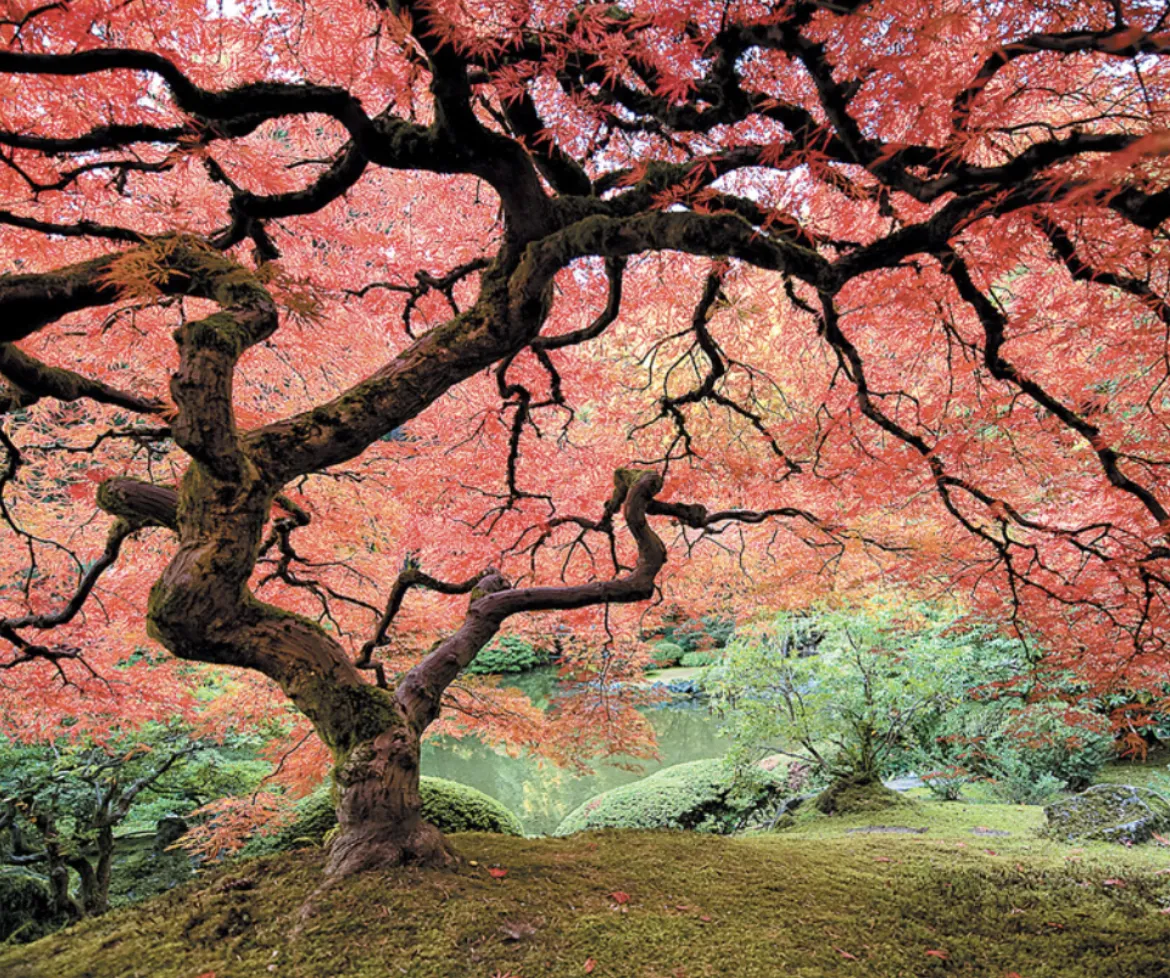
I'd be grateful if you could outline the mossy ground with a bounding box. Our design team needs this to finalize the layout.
[4,798,1170,978]
[1096,747,1170,795]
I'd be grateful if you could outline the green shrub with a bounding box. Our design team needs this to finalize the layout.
[555,759,785,836]
[0,867,63,944]
[252,777,523,853]
[985,751,1067,805]
[814,777,909,815]
[420,776,525,835]
[921,701,1113,796]
[108,845,194,909]
[465,636,550,675]
[650,641,685,668]
[653,608,736,653]
[709,604,970,784]
[679,649,721,668]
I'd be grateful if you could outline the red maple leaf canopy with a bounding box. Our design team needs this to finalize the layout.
[3,0,1170,871]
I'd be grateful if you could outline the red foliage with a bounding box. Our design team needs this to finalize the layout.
[2,0,1170,807]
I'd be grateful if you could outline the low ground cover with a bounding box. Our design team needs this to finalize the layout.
[5,795,1169,978]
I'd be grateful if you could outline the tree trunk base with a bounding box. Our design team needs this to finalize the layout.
[325,818,456,877]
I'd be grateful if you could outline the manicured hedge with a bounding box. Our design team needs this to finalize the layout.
[555,758,785,836]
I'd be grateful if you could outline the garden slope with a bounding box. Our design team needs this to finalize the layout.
[3,812,1170,978]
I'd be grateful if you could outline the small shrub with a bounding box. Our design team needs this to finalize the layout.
[680,649,721,668]
[700,615,736,648]
[910,740,979,801]
[0,867,63,944]
[985,752,1066,805]
[555,759,785,836]
[649,641,685,668]
[419,776,525,835]
[108,846,194,908]
[466,636,550,675]
[814,777,908,815]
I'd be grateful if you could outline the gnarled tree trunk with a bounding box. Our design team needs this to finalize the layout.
[328,717,454,876]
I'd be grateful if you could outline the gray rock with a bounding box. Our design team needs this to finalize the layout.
[1044,784,1170,844]
[154,814,188,851]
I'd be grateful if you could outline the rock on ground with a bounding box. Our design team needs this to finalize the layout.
[1044,784,1170,844]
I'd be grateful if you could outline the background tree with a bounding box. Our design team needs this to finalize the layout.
[0,727,208,917]
[4,0,1170,874]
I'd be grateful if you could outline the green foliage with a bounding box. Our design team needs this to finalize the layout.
[709,603,970,784]
[710,603,1115,797]
[813,777,909,815]
[918,694,1114,798]
[0,725,267,924]
[985,753,1067,805]
[253,777,523,853]
[465,636,551,675]
[679,649,721,668]
[554,758,785,836]
[652,608,736,653]
[649,641,685,668]
[0,867,62,944]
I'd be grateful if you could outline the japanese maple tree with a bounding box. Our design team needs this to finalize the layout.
[4,0,1170,875]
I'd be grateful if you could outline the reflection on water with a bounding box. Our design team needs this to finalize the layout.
[421,668,727,835]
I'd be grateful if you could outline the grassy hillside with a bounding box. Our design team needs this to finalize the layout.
[3,799,1170,978]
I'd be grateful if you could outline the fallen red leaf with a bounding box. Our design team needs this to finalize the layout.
[699,915,712,922]
[1103,878,1126,887]
[488,867,509,879]
[925,949,949,960]
[584,958,596,973]
[609,890,630,905]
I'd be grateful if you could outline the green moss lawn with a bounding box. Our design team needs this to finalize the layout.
[4,795,1170,978]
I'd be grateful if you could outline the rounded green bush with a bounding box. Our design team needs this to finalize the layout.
[465,636,551,675]
[254,776,523,853]
[420,776,525,835]
[650,641,685,667]
[0,866,63,944]
[555,758,785,836]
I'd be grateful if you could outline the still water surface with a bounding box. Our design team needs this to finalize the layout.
[421,668,727,835]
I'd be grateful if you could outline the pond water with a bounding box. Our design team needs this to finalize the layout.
[421,668,727,835]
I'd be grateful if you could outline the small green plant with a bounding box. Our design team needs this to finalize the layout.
[649,641,685,668]
[465,636,551,675]
[985,751,1066,805]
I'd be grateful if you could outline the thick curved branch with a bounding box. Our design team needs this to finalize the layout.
[395,469,666,729]
[0,343,163,416]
